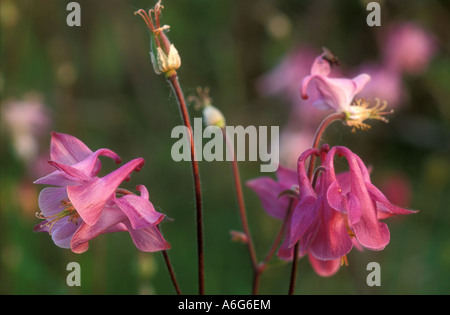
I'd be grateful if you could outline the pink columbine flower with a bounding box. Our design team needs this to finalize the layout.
[247,160,344,276]
[34,132,170,253]
[301,50,394,131]
[300,52,371,113]
[284,146,417,274]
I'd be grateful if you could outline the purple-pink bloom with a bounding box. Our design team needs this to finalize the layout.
[247,159,348,277]
[325,146,417,249]
[284,146,416,263]
[34,132,170,253]
[300,53,371,112]
[275,145,417,276]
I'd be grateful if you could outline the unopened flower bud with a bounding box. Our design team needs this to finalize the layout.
[151,43,181,77]
[203,105,226,129]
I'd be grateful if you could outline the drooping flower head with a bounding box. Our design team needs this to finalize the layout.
[301,48,393,131]
[249,144,417,276]
[281,145,417,275]
[34,132,170,253]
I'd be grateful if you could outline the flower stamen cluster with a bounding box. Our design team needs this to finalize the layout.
[345,98,394,132]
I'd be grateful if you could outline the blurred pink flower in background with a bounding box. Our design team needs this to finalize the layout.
[356,22,437,109]
[1,94,52,164]
[257,22,437,157]
[382,22,437,75]
[355,65,405,109]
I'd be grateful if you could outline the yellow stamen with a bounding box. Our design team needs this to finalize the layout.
[344,98,393,132]
[35,199,81,233]
[346,225,356,238]
[341,255,349,266]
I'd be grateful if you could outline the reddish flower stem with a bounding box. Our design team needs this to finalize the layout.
[221,128,259,293]
[254,199,295,294]
[288,111,345,295]
[167,74,205,295]
[307,112,346,180]
[162,250,182,295]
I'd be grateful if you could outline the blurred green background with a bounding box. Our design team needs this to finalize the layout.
[1,0,449,295]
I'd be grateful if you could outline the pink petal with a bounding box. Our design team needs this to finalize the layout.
[33,170,82,186]
[326,180,346,213]
[114,194,164,229]
[47,161,91,183]
[50,132,93,165]
[126,223,171,252]
[288,196,319,248]
[34,149,122,186]
[246,176,289,220]
[71,148,122,178]
[352,74,371,95]
[310,55,331,76]
[309,198,353,260]
[70,207,127,253]
[276,165,298,188]
[308,255,341,277]
[353,217,390,250]
[135,185,150,200]
[366,183,418,219]
[68,158,145,226]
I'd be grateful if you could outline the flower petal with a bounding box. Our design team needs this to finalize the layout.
[68,158,145,226]
[366,183,418,219]
[114,194,164,229]
[70,207,127,253]
[126,223,171,252]
[308,254,341,277]
[50,132,93,165]
[326,180,346,212]
[309,198,353,260]
[246,176,289,220]
[288,195,319,248]
[37,186,68,217]
[51,221,80,249]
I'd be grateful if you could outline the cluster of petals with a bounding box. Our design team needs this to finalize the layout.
[248,145,416,276]
[34,132,170,254]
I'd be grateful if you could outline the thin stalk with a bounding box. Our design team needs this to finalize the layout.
[288,111,345,295]
[221,128,259,293]
[254,199,295,294]
[307,112,346,180]
[167,74,205,295]
[162,250,182,295]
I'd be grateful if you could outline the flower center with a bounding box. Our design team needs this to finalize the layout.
[35,198,81,233]
[344,98,393,132]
